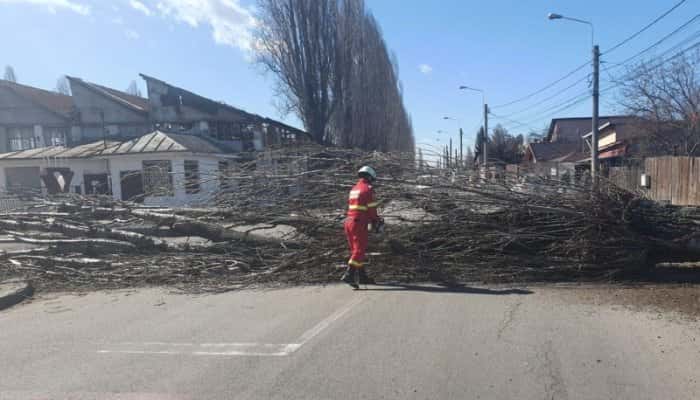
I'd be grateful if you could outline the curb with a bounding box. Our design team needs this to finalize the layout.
[0,281,34,311]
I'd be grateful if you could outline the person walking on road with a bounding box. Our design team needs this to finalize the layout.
[342,166,383,289]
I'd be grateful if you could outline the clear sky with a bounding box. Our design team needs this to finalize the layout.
[1,0,697,158]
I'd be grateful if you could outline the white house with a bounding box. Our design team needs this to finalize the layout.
[0,130,240,206]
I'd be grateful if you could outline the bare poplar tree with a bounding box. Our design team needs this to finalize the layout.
[55,76,71,95]
[619,49,700,156]
[255,0,339,144]
[126,80,143,97]
[255,0,414,152]
[4,65,17,82]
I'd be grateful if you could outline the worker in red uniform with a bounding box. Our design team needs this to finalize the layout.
[342,166,383,288]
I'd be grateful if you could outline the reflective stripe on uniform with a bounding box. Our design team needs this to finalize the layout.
[349,204,368,211]
[348,259,363,267]
[367,201,380,208]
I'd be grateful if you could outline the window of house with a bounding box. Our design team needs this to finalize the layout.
[142,160,173,196]
[184,160,200,194]
[45,128,68,146]
[8,127,35,151]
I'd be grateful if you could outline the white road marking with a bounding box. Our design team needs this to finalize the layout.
[295,294,365,348]
[98,295,365,357]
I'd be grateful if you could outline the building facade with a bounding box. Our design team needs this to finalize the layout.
[0,130,239,206]
[0,80,78,153]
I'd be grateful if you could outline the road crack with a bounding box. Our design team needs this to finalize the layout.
[542,340,569,400]
[496,300,522,340]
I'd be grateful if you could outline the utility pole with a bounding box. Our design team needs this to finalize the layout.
[459,128,464,169]
[591,45,600,180]
[548,13,598,182]
[449,138,453,169]
[483,103,489,166]
[444,145,448,169]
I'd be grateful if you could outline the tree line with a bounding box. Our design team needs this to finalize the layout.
[254,0,415,153]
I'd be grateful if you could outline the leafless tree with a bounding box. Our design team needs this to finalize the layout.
[255,0,339,144]
[55,76,71,95]
[255,0,414,152]
[4,65,17,82]
[126,80,143,97]
[619,49,700,156]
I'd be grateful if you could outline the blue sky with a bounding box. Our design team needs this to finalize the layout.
[1,0,697,157]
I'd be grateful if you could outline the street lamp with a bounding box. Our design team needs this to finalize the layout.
[443,117,462,168]
[548,12,599,181]
[459,86,488,166]
[547,13,594,47]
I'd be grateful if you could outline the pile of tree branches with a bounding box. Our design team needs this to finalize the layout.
[0,147,698,292]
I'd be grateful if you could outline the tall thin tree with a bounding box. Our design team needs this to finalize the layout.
[3,66,17,82]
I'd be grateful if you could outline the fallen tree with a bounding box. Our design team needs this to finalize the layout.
[0,146,697,292]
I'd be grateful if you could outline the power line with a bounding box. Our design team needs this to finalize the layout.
[491,60,590,109]
[492,2,691,112]
[520,93,590,126]
[603,0,687,55]
[522,39,700,126]
[603,14,700,72]
[607,38,700,88]
[489,112,543,132]
[498,73,590,118]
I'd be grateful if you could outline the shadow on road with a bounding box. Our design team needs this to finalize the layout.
[361,283,533,295]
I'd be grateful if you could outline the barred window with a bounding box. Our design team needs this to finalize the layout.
[184,160,200,194]
[142,160,173,196]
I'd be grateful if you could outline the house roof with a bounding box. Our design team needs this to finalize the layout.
[546,116,637,142]
[527,141,582,163]
[67,77,149,113]
[0,79,74,119]
[0,131,233,160]
[140,73,308,136]
[0,140,121,160]
[99,130,230,155]
[140,73,255,118]
[581,118,646,142]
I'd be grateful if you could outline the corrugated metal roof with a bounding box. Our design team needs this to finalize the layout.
[528,142,582,163]
[0,131,230,160]
[100,131,221,155]
[0,140,121,160]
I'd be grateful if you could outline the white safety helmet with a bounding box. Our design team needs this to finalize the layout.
[358,166,377,181]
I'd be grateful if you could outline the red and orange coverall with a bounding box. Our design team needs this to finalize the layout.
[345,178,380,269]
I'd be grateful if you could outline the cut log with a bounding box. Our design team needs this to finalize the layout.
[0,247,50,258]
[130,209,295,244]
[10,236,137,253]
[11,255,110,268]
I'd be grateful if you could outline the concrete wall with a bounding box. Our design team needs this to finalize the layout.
[0,158,109,194]
[70,81,151,141]
[0,87,74,152]
[106,153,225,207]
[0,87,68,126]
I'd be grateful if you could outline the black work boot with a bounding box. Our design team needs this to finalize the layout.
[358,268,375,285]
[341,267,359,289]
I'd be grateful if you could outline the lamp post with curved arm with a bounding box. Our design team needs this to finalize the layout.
[548,12,599,180]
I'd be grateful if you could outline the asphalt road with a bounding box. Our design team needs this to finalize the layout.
[1,284,699,400]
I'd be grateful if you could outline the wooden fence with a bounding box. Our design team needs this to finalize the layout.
[515,156,699,206]
[608,165,643,193]
[645,156,700,206]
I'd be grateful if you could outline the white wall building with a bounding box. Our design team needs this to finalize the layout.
[0,130,239,207]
